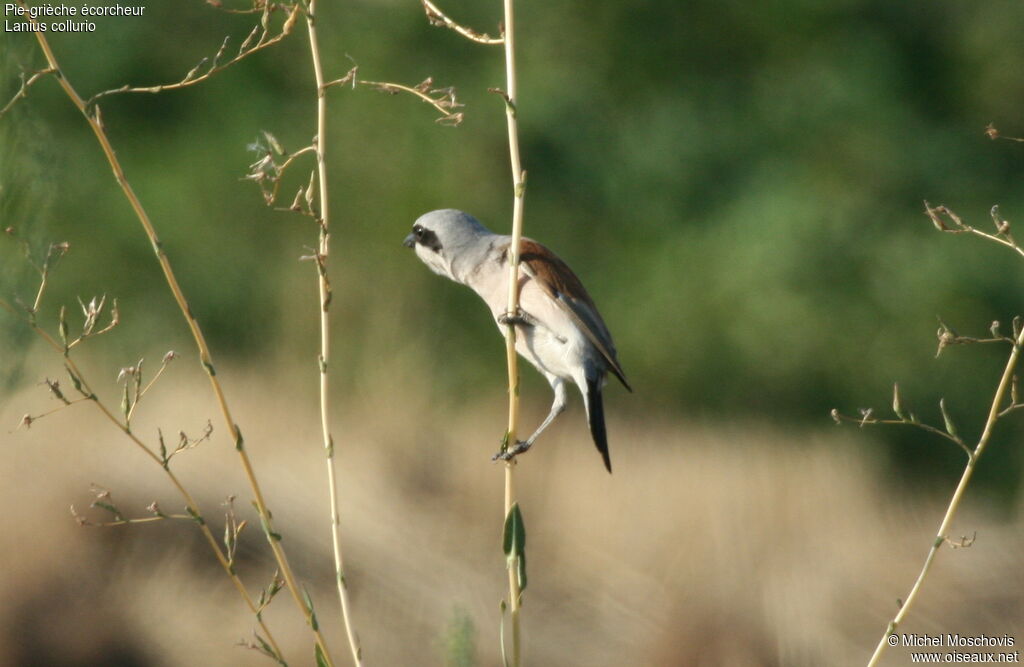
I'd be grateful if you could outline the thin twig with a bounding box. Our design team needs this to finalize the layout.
[420,0,504,44]
[0,67,56,118]
[925,201,1024,261]
[18,5,333,662]
[304,0,363,663]
[125,352,177,422]
[985,123,1024,143]
[86,4,301,105]
[358,79,464,126]
[831,411,974,462]
[14,395,91,426]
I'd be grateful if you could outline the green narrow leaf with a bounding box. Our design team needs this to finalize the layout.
[315,643,329,667]
[517,552,527,593]
[502,502,525,557]
[58,305,68,349]
[254,633,274,657]
[258,511,282,542]
[121,381,130,421]
[939,398,958,437]
[499,600,509,667]
[892,383,908,421]
[93,501,124,522]
[64,364,83,393]
[157,429,168,468]
[302,586,319,631]
[502,503,527,592]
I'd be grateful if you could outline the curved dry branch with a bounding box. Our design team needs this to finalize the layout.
[0,67,56,118]
[320,64,465,126]
[926,201,1024,261]
[358,77,464,126]
[86,3,300,105]
[421,0,504,44]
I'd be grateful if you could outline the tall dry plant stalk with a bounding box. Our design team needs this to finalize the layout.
[417,0,529,660]
[303,1,363,663]
[9,3,339,663]
[419,0,527,662]
[239,7,469,664]
[834,202,1024,666]
[497,0,527,662]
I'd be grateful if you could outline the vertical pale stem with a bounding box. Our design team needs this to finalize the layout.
[501,0,525,663]
[305,2,363,664]
[867,326,1024,666]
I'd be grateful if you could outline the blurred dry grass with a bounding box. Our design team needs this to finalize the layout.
[1,354,1021,667]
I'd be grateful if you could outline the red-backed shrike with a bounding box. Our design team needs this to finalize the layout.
[404,209,630,472]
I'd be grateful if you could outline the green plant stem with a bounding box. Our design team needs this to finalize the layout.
[21,13,335,664]
[867,324,1024,666]
[500,0,524,663]
[305,0,363,663]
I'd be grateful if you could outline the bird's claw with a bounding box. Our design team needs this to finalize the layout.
[497,309,533,327]
[493,439,532,462]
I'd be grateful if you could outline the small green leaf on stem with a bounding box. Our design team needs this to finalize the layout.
[487,87,516,117]
[502,502,527,591]
[185,505,205,526]
[43,378,69,405]
[302,585,319,631]
[158,429,168,468]
[121,381,131,422]
[92,501,124,522]
[892,383,907,420]
[257,509,282,542]
[64,364,83,394]
[499,600,509,667]
[58,305,68,348]
[939,398,958,437]
[249,632,284,665]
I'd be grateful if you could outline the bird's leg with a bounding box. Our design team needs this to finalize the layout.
[497,307,536,327]
[493,378,568,462]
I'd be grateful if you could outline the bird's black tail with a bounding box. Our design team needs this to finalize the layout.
[586,377,612,473]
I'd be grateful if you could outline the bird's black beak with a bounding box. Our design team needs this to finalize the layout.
[402,233,416,248]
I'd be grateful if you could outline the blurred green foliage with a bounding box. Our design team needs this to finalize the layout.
[3,1,1024,493]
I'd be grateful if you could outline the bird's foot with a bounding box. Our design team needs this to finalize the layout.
[497,309,534,327]
[492,439,533,463]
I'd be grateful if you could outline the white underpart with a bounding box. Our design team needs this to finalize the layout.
[456,248,597,442]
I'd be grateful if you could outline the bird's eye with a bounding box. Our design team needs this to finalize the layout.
[413,225,425,239]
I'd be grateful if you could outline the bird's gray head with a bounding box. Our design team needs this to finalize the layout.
[403,209,494,282]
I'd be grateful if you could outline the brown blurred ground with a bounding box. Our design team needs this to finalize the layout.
[0,355,1021,667]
